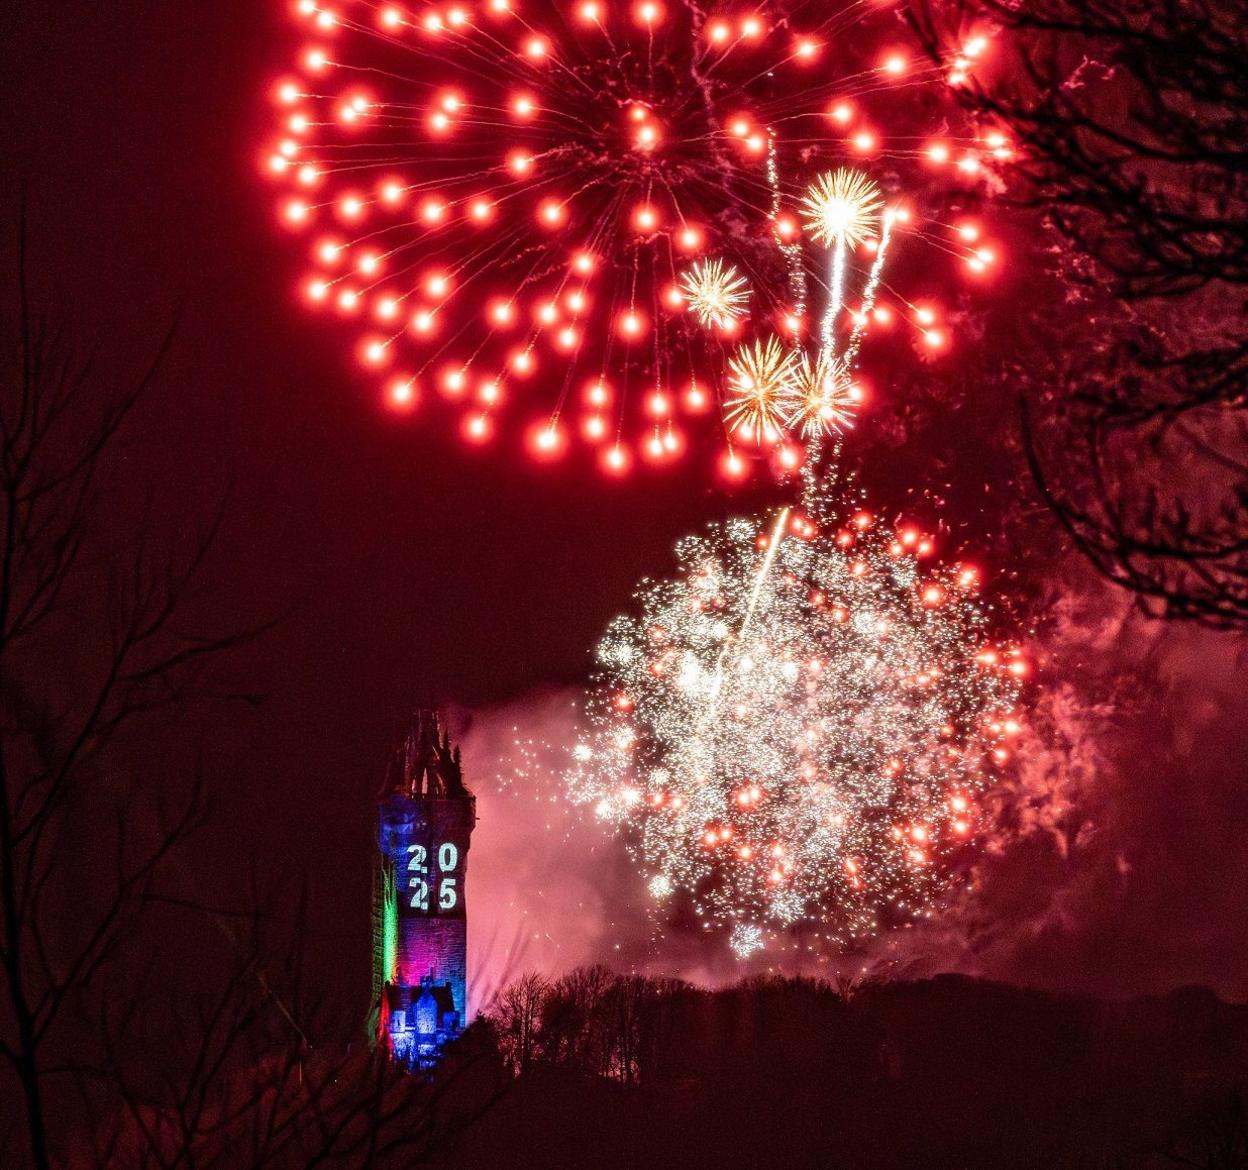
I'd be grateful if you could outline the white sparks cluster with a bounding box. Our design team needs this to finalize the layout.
[800,168,884,248]
[679,258,752,330]
[730,923,765,958]
[567,498,1026,952]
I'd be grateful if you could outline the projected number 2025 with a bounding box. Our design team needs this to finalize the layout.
[405,842,459,913]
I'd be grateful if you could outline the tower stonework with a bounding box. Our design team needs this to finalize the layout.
[370,710,476,1070]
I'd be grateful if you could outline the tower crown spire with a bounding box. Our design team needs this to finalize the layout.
[382,707,467,799]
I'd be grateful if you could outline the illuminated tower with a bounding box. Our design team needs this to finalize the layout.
[370,710,476,1070]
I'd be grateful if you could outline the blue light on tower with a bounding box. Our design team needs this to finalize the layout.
[370,710,476,1070]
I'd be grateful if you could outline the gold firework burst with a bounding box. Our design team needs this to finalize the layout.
[724,336,798,443]
[800,169,884,248]
[786,349,857,438]
[679,258,752,329]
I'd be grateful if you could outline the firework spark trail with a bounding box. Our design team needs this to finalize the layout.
[704,504,791,714]
[843,210,895,367]
[766,131,807,318]
[822,236,847,357]
[798,168,884,364]
[741,506,790,640]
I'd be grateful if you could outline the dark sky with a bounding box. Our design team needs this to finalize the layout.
[5,0,1245,1009]
[1,0,799,1002]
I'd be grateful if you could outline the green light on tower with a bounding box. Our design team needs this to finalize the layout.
[382,864,397,986]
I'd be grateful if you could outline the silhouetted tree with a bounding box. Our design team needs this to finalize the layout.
[78,906,507,1170]
[466,970,1248,1170]
[493,972,548,1076]
[0,211,510,1169]
[0,207,278,1168]
[1164,1090,1248,1169]
[907,0,1248,627]
[538,964,614,1073]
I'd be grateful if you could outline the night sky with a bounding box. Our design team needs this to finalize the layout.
[4,0,1246,1012]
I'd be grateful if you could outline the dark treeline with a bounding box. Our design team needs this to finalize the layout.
[445,969,1248,1169]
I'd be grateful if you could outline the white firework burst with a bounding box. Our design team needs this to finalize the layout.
[786,349,858,438]
[679,258,752,329]
[800,168,884,248]
[566,496,1027,953]
[724,335,799,444]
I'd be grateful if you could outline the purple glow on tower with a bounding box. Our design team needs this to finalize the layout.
[370,710,476,1070]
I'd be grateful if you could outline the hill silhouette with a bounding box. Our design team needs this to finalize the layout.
[429,971,1248,1169]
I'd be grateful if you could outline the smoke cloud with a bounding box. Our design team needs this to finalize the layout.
[462,564,1248,1006]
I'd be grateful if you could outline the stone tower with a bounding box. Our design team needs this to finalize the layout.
[370,709,476,1070]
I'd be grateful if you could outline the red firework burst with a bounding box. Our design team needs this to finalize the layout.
[264,0,1008,480]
